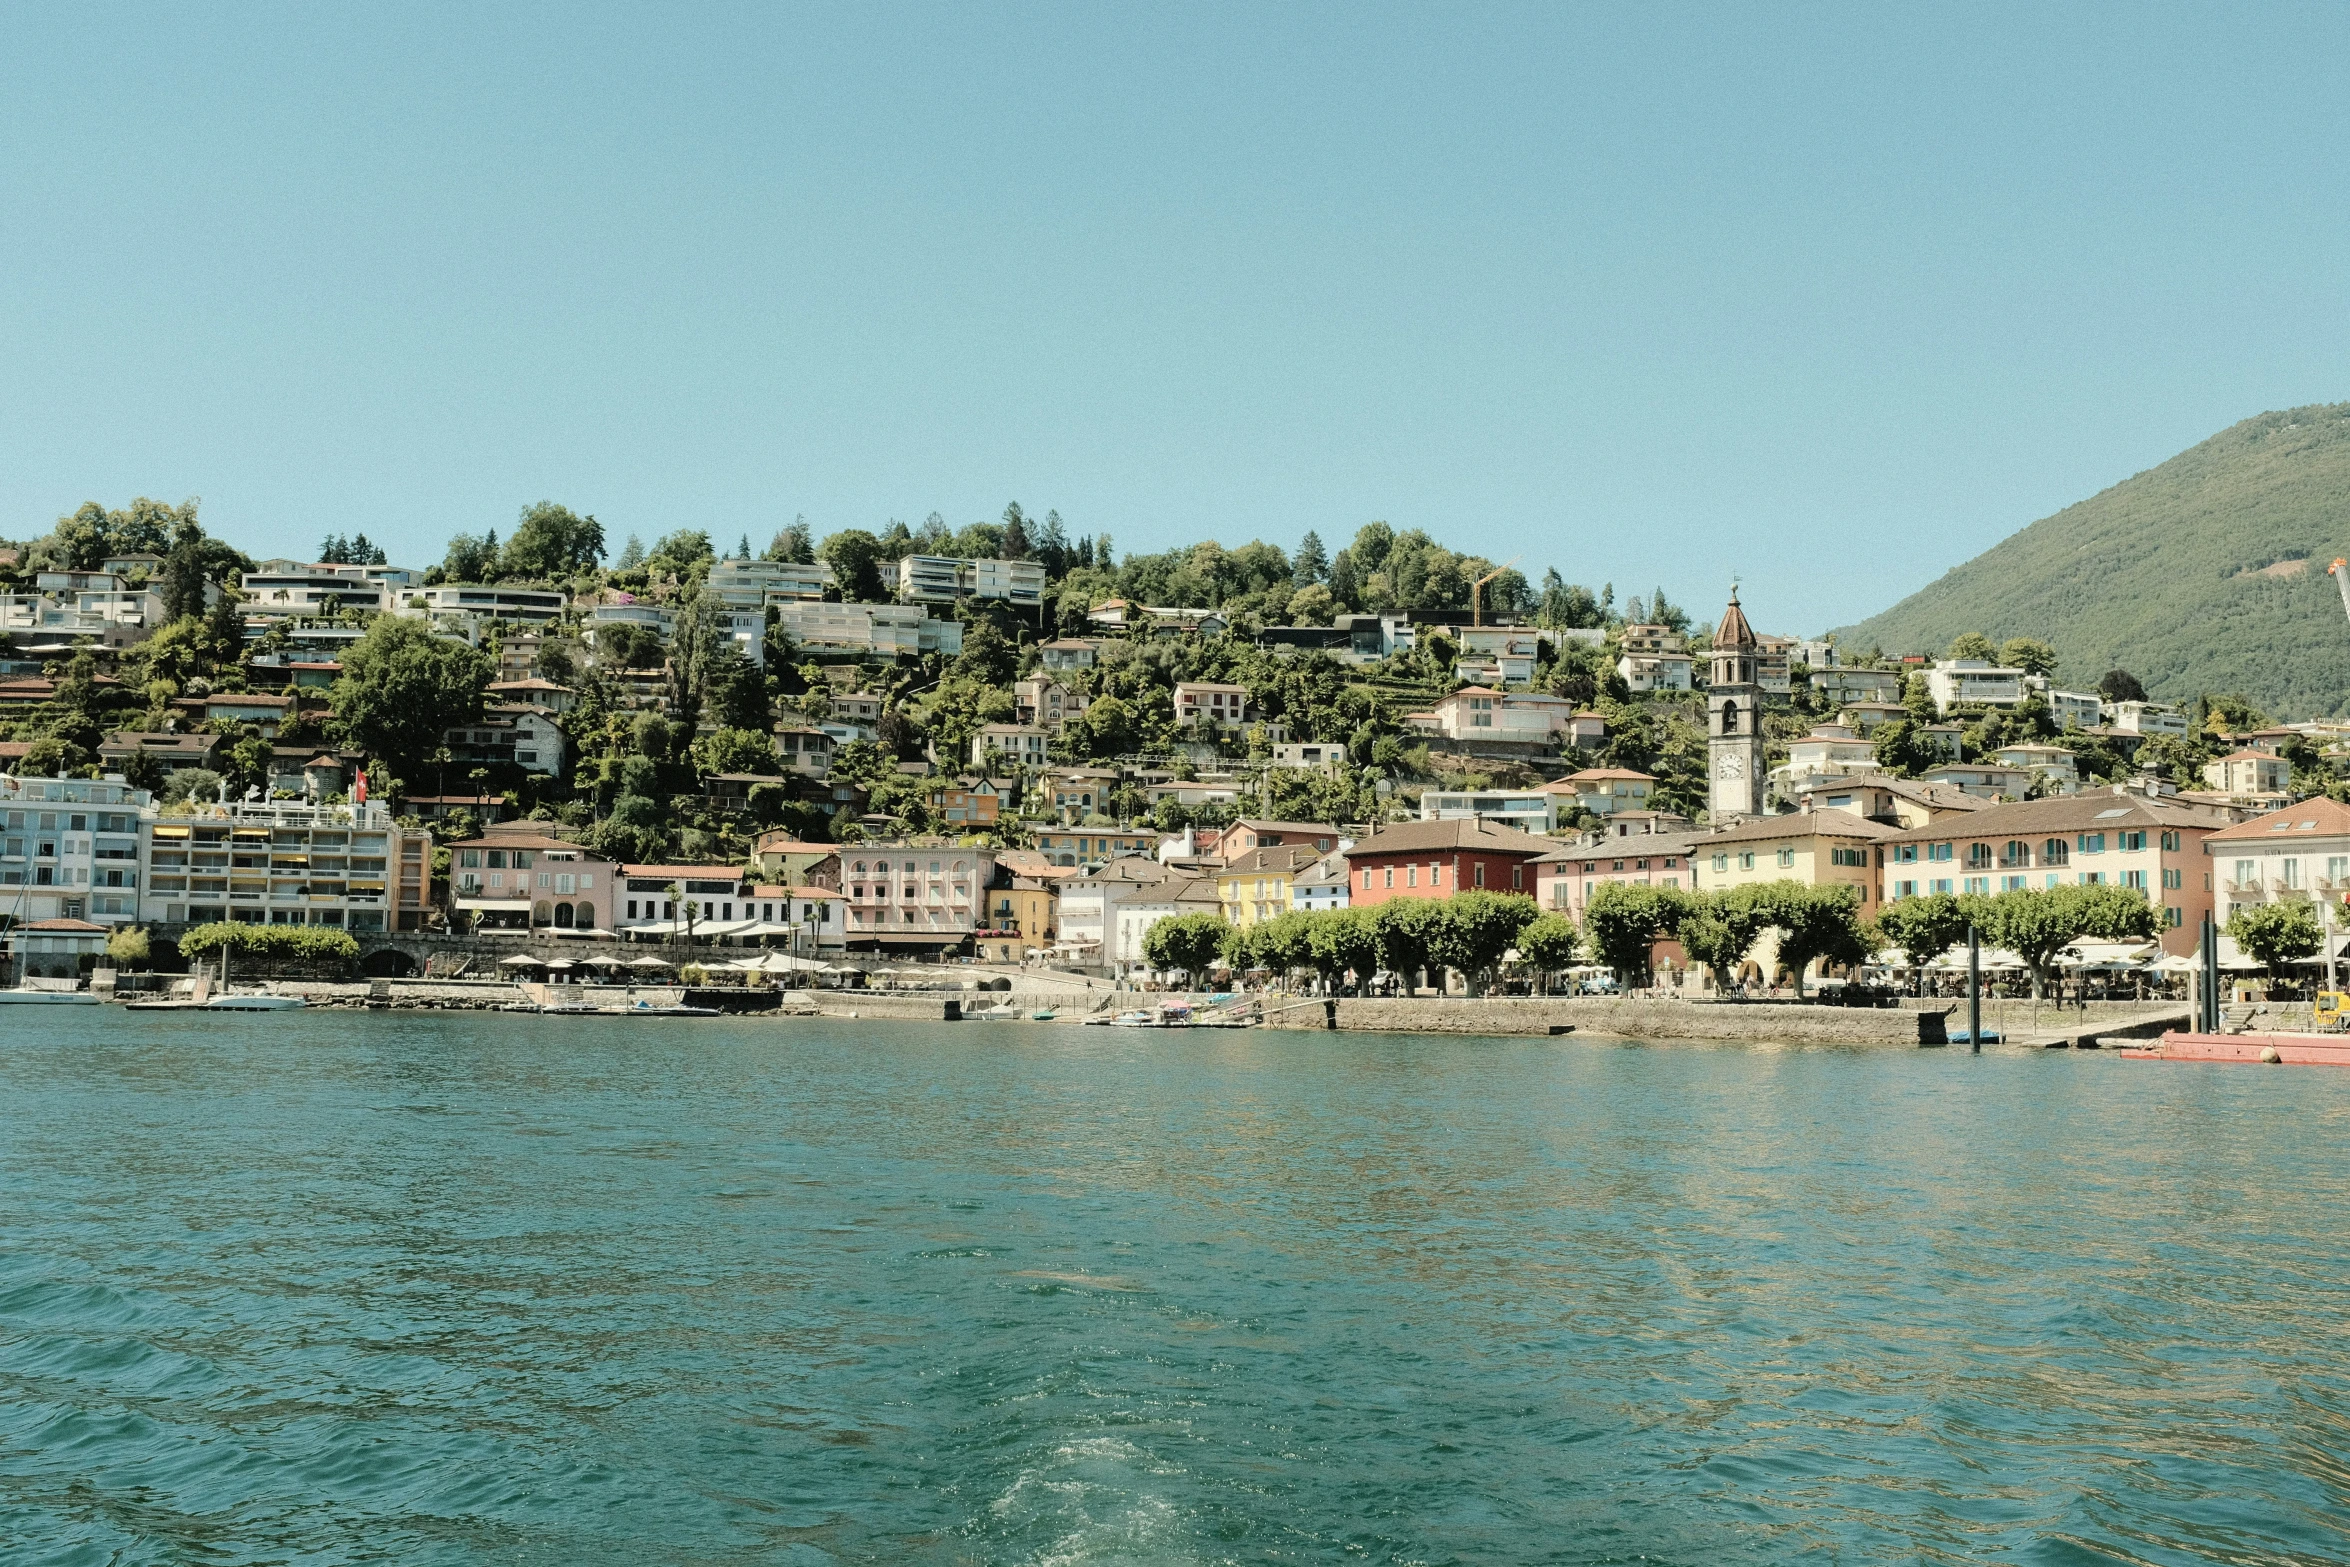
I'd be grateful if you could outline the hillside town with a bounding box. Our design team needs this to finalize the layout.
[6,498,2349,993]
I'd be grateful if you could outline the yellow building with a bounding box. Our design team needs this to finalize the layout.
[1694,808,1895,907]
[1217,844,1322,929]
[982,875,1058,957]
[1689,808,1898,985]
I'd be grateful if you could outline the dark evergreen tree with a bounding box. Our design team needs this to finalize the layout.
[1293,530,1329,586]
[1000,503,1030,560]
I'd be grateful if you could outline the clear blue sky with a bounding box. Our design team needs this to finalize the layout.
[3,5,2345,635]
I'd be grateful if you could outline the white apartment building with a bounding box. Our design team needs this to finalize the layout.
[971,724,1051,767]
[1418,790,1560,835]
[1994,743,2081,792]
[1290,851,1351,912]
[2112,700,2189,738]
[0,773,151,926]
[241,561,397,618]
[1271,741,1349,771]
[1173,682,1249,728]
[1416,687,1582,745]
[413,585,569,640]
[1616,650,1694,692]
[769,601,962,659]
[2047,690,2104,729]
[896,555,1048,608]
[1773,724,1880,792]
[1921,762,2036,799]
[706,556,832,608]
[144,797,431,933]
[1924,659,2027,714]
[2205,798,2350,929]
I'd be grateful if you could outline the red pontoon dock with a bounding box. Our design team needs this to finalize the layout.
[2121,1031,2350,1066]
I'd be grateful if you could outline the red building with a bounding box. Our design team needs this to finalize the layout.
[1343,818,1550,906]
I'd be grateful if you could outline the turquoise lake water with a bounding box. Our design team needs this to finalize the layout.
[3,1011,2347,1565]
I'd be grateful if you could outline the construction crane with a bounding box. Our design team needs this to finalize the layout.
[1471,555,1522,627]
[2331,558,2350,627]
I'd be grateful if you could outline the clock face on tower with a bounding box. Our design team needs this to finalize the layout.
[1715,752,1746,781]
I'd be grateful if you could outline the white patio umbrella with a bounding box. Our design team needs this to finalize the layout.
[498,953,547,967]
[628,955,676,970]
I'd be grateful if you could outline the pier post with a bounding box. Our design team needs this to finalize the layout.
[1967,924,1981,1054]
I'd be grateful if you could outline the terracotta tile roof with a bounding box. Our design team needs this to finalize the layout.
[1698,809,1898,846]
[1219,844,1323,876]
[2204,796,2350,841]
[1875,791,2218,843]
[1343,818,1549,858]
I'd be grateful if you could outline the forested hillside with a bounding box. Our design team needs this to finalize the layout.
[1834,404,2350,718]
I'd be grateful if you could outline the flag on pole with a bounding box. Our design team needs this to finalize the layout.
[354,768,368,804]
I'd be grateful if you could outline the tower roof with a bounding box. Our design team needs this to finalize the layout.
[1714,587,1756,650]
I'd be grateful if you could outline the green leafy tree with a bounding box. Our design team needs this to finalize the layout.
[692,727,782,779]
[1581,881,1687,986]
[1425,891,1539,995]
[1748,880,1869,995]
[1968,884,2159,999]
[1306,907,1380,991]
[105,926,152,967]
[1999,637,2058,678]
[330,614,494,787]
[1367,898,1444,994]
[1874,892,1972,990]
[818,529,889,601]
[499,501,605,580]
[1514,912,1581,991]
[1675,887,1774,985]
[2226,899,2324,982]
[766,517,816,564]
[1871,717,1943,778]
[2097,669,2147,704]
[1948,632,1998,661]
[645,529,715,582]
[1242,911,1317,986]
[1143,911,1230,989]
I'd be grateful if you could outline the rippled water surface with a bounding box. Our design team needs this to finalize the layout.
[5,1012,2349,1565]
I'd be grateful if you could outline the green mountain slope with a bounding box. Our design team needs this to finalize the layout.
[1832,404,2350,719]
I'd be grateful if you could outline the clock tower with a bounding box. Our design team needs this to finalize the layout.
[1708,587,1765,822]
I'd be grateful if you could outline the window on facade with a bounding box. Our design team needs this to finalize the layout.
[1929,843,1953,862]
[1407,866,1418,887]
[1474,864,1486,887]
[1712,853,1728,872]
[1739,852,1755,870]
[1777,848,1794,868]
[2043,838,2069,866]
[1966,843,1992,870]
[2234,859,2256,885]
[1384,867,1394,888]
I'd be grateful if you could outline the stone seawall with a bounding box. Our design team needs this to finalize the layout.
[1257,997,1932,1044]
[1255,995,2193,1045]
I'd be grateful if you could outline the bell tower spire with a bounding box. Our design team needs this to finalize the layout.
[1707,585,1765,821]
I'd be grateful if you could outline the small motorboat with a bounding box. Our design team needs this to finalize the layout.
[1030,1008,1056,1021]
[0,985,99,1005]
[205,993,306,1011]
[608,1000,722,1017]
[1105,1009,1162,1027]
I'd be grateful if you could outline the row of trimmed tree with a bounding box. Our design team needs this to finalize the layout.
[1135,879,2173,1000]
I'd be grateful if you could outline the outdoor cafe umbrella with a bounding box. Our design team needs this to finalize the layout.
[498,953,547,968]
[627,955,676,970]
[581,953,625,968]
